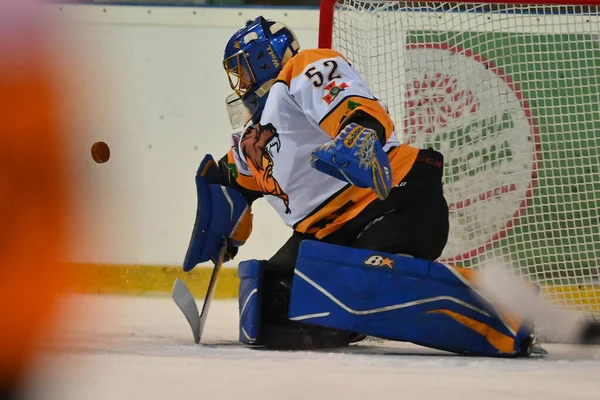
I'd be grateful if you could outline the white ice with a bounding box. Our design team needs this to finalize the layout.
[24,295,600,400]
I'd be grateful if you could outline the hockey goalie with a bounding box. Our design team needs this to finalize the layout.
[182,16,597,357]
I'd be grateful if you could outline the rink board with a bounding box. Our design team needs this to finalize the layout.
[70,263,239,299]
[68,263,600,312]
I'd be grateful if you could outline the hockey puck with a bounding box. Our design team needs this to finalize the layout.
[91,141,110,163]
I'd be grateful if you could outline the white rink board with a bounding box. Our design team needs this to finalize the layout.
[42,4,600,274]
[43,5,319,267]
[26,295,600,400]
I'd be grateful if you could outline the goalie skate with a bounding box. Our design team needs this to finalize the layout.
[519,333,548,358]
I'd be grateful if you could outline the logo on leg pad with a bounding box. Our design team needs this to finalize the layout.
[363,255,395,269]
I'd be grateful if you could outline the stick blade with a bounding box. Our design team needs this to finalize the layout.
[172,278,201,344]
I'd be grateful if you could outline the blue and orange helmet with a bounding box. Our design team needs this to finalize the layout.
[223,16,300,126]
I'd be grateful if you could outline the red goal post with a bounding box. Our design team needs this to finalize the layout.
[318,0,600,317]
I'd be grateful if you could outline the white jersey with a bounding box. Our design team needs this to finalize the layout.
[226,49,420,239]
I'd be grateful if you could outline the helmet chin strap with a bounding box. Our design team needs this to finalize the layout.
[255,78,275,98]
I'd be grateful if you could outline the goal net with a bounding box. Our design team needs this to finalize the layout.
[319,0,600,317]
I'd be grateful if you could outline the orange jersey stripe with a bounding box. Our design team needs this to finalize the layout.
[319,95,395,140]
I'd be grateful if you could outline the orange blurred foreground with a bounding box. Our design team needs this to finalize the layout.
[0,1,70,397]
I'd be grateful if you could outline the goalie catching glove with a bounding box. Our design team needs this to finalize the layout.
[311,123,392,200]
[183,154,253,271]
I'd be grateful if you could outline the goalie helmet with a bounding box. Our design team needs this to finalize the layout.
[223,16,300,128]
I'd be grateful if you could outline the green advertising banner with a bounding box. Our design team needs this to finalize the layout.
[403,31,600,296]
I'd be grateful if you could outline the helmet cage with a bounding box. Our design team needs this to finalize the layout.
[223,51,256,100]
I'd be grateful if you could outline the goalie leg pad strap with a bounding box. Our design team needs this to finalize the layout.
[288,240,531,357]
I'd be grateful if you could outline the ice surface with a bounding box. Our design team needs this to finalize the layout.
[24,295,600,400]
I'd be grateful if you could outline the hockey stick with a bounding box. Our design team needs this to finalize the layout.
[172,240,227,344]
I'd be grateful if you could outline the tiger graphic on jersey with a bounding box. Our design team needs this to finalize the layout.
[240,123,291,214]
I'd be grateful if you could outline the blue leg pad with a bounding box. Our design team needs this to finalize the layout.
[238,259,264,344]
[288,241,531,357]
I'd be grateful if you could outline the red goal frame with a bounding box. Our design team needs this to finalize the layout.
[319,0,600,48]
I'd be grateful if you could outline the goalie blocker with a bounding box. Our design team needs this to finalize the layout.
[238,240,539,357]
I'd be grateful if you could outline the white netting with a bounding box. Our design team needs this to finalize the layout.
[329,1,600,316]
